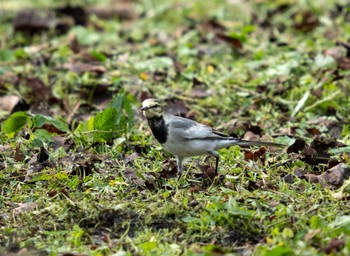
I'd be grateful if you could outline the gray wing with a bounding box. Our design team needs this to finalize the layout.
[167,115,231,140]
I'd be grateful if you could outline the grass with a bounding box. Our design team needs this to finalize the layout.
[1,0,350,255]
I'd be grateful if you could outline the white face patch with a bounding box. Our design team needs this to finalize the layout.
[142,99,158,109]
[142,99,163,119]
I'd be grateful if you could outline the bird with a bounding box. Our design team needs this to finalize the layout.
[141,98,284,179]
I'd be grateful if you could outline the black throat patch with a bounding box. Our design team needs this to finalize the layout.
[148,116,168,144]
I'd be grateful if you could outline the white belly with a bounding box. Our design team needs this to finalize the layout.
[162,138,234,157]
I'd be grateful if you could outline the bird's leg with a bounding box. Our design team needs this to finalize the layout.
[177,157,184,179]
[208,150,220,175]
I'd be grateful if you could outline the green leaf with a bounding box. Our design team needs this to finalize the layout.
[28,173,53,182]
[182,216,200,223]
[292,91,310,117]
[328,146,350,154]
[33,114,70,132]
[68,224,85,247]
[73,26,101,45]
[93,107,118,142]
[1,112,28,138]
[310,215,324,229]
[14,48,29,59]
[108,93,124,111]
[134,57,174,71]
[282,228,294,238]
[108,91,135,135]
[314,53,336,69]
[75,117,94,133]
[31,129,54,147]
[329,215,350,229]
[0,49,16,62]
[266,245,294,256]
[141,241,157,251]
[342,124,350,137]
[90,50,107,62]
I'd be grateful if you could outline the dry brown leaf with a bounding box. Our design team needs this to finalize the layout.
[64,62,106,74]
[87,1,136,21]
[303,173,319,183]
[304,229,321,242]
[215,33,243,49]
[165,100,188,117]
[13,10,56,33]
[158,159,178,179]
[0,95,20,112]
[293,10,319,32]
[243,131,260,142]
[318,163,350,189]
[324,238,345,254]
[25,77,52,102]
[13,202,37,214]
[188,185,206,194]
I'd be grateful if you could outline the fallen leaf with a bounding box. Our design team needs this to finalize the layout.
[24,77,53,102]
[293,10,319,32]
[301,146,321,165]
[331,180,350,199]
[304,229,321,242]
[188,185,206,194]
[165,99,188,117]
[191,77,211,98]
[199,164,217,180]
[303,173,319,183]
[0,71,19,87]
[324,46,346,60]
[87,2,136,21]
[330,41,350,69]
[55,5,87,26]
[244,147,267,163]
[243,131,261,142]
[40,123,66,135]
[318,163,350,189]
[294,167,305,178]
[336,57,350,69]
[51,136,74,151]
[13,10,56,34]
[306,127,321,136]
[124,168,155,190]
[159,159,178,179]
[323,238,345,254]
[215,32,243,49]
[283,173,295,184]
[64,62,106,74]
[200,19,226,34]
[15,144,24,162]
[13,202,37,214]
[124,153,139,165]
[310,136,344,152]
[0,95,20,112]
[188,200,200,208]
[287,139,315,163]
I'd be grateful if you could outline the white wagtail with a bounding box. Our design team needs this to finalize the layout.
[141,98,284,178]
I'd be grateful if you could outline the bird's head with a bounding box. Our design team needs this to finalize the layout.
[141,99,164,119]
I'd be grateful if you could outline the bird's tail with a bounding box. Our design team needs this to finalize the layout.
[232,139,285,148]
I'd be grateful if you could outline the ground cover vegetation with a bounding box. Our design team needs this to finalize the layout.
[1,0,350,255]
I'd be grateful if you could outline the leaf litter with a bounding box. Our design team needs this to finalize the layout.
[0,0,350,255]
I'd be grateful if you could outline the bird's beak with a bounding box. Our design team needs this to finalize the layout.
[140,106,147,111]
